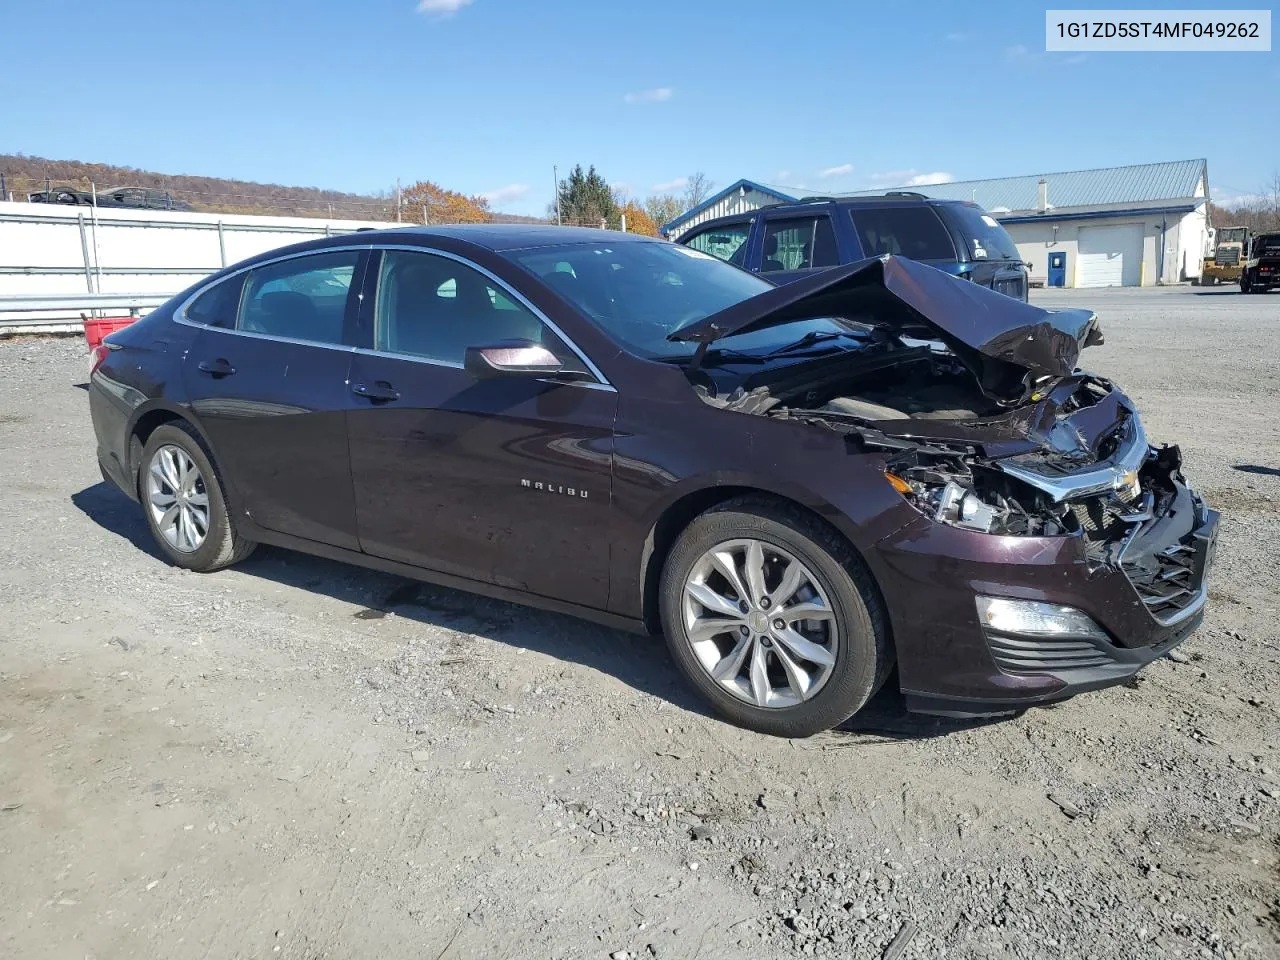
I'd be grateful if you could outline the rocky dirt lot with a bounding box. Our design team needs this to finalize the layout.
[1,285,1278,960]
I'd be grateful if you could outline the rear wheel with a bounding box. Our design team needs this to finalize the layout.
[140,423,255,571]
[659,498,891,737]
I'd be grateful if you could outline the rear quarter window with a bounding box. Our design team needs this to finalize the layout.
[945,204,1022,261]
[849,206,956,260]
[185,276,244,328]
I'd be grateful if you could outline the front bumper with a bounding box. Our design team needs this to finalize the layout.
[869,462,1218,718]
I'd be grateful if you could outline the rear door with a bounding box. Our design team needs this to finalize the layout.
[182,247,369,550]
[757,213,841,284]
[346,247,617,608]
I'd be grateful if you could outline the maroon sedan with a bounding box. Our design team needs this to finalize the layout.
[88,227,1217,736]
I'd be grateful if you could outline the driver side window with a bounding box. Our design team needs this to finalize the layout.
[374,250,588,373]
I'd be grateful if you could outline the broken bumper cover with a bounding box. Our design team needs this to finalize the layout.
[869,476,1218,718]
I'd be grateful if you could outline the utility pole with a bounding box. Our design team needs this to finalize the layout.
[553,165,561,225]
[89,182,102,296]
[396,178,402,223]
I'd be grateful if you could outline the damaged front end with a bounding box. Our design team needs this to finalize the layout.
[680,255,1218,646]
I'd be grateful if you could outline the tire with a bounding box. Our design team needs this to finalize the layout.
[139,422,256,571]
[659,497,892,737]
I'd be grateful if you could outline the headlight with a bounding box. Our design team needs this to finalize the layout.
[883,468,1071,537]
[976,596,1109,641]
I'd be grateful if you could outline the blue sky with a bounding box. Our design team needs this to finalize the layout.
[2,0,1276,215]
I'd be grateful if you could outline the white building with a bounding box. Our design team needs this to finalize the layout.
[663,159,1211,288]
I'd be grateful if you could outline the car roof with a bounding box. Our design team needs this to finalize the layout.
[348,223,659,252]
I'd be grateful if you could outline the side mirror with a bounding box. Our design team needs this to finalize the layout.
[464,339,568,379]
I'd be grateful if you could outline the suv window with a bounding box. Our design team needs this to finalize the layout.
[947,204,1021,260]
[238,251,360,344]
[761,217,838,273]
[186,276,244,328]
[376,250,587,372]
[684,222,752,267]
[849,206,956,260]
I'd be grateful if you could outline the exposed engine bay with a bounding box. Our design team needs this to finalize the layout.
[693,342,1174,545]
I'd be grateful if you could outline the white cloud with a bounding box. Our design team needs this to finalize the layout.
[651,176,688,192]
[1212,190,1264,208]
[624,87,673,104]
[1004,43,1032,61]
[946,31,971,42]
[819,163,854,179]
[481,183,530,206]
[775,170,792,181]
[417,0,473,14]
[862,169,954,189]
[905,171,954,186]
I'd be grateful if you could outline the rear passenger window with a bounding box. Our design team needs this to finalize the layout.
[849,207,956,260]
[684,222,752,266]
[237,251,360,344]
[761,217,838,273]
[185,276,244,328]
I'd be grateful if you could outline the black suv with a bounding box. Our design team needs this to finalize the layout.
[677,194,1029,301]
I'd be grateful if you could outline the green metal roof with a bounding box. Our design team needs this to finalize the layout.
[818,159,1208,214]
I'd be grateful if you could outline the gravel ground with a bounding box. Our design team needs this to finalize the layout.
[1,284,1277,960]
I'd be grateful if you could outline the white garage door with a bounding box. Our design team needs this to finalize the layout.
[1076,224,1144,287]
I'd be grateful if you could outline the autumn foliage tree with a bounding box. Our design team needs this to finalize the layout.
[401,180,490,224]
[619,201,658,236]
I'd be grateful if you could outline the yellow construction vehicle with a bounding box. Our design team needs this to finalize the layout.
[1199,226,1249,285]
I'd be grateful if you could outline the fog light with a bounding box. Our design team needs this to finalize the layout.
[976,596,1109,641]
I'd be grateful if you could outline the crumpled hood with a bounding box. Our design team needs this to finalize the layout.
[668,255,1102,402]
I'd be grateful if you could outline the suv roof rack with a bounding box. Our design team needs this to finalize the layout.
[883,191,929,199]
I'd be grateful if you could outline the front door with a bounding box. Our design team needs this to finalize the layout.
[182,248,369,550]
[346,249,617,609]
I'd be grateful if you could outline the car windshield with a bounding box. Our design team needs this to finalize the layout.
[947,204,1022,261]
[508,240,854,359]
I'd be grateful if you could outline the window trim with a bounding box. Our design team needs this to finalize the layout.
[175,242,613,390]
[362,243,613,390]
[174,243,372,354]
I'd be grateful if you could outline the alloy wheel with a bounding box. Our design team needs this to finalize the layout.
[681,538,839,709]
[146,444,210,554]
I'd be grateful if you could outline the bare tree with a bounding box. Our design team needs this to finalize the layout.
[683,172,714,209]
[1210,170,1280,235]
[643,194,685,232]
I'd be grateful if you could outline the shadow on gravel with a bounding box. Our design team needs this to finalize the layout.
[72,481,712,719]
[830,676,1014,743]
[73,479,1016,737]
[1233,464,1280,477]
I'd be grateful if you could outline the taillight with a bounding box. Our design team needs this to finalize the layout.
[89,344,111,376]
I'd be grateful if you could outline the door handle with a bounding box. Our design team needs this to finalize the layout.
[351,381,400,403]
[197,358,236,377]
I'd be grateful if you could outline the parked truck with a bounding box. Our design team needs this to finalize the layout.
[1241,232,1280,294]
[1199,226,1250,285]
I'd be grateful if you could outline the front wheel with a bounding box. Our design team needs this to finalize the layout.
[140,423,256,571]
[659,498,891,737]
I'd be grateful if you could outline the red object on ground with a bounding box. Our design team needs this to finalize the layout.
[83,316,136,350]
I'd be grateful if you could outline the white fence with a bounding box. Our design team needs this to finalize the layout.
[0,201,389,323]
